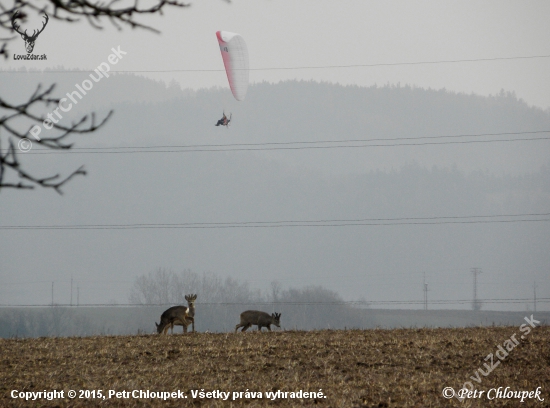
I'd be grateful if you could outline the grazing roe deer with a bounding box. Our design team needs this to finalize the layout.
[235,310,281,332]
[155,294,197,334]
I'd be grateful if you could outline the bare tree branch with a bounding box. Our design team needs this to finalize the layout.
[0,81,113,192]
[0,0,187,193]
[1,0,189,55]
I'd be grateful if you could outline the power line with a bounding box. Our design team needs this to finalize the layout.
[1,213,549,230]
[2,54,550,74]
[25,130,550,155]
[1,297,549,308]
[0,280,133,285]
[253,55,550,70]
[30,130,550,150]
[2,272,547,286]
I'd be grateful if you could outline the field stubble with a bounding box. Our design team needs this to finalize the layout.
[1,326,549,407]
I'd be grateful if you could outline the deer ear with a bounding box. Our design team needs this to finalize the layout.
[155,322,159,328]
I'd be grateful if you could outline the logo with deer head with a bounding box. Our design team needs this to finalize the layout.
[11,10,49,54]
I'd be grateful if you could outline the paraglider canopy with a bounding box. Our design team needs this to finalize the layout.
[216,31,249,101]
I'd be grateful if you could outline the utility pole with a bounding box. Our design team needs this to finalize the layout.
[534,281,537,313]
[471,268,482,311]
[423,273,428,310]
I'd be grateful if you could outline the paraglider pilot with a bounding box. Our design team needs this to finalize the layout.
[215,112,231,127]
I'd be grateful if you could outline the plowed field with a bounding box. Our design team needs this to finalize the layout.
[2,326,549,407]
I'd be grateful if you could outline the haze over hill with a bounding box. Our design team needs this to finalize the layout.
[2,70,549,175]
[0,73,549,311]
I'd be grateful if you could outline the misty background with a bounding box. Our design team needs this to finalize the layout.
[4,1,550,110]
[1,268,548,338]
[1,71,549,320]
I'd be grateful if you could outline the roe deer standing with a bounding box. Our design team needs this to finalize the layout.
[155,294,197,334]
[171,294,197,333]
[235,310,281,332]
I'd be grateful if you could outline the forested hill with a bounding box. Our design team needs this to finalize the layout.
[1,70,549,176]
[1,71,549,308]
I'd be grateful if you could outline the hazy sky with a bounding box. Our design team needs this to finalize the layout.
[5,0,550,109]
[1,1,549,312]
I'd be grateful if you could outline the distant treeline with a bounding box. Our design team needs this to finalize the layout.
[1,306,547,338]
[129,268,371,332]
[1,269,547,338]
[0,269,373,337]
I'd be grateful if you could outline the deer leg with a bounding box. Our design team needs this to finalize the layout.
[186,316,195,333]
[241,323,252,332]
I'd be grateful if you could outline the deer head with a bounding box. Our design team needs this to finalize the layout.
[12,11,49,53]
[185,294,197,313]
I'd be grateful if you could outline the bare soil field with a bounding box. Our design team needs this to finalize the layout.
[2,326,549,407]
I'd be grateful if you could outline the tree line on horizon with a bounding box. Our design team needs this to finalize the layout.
[129,268,367,332]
